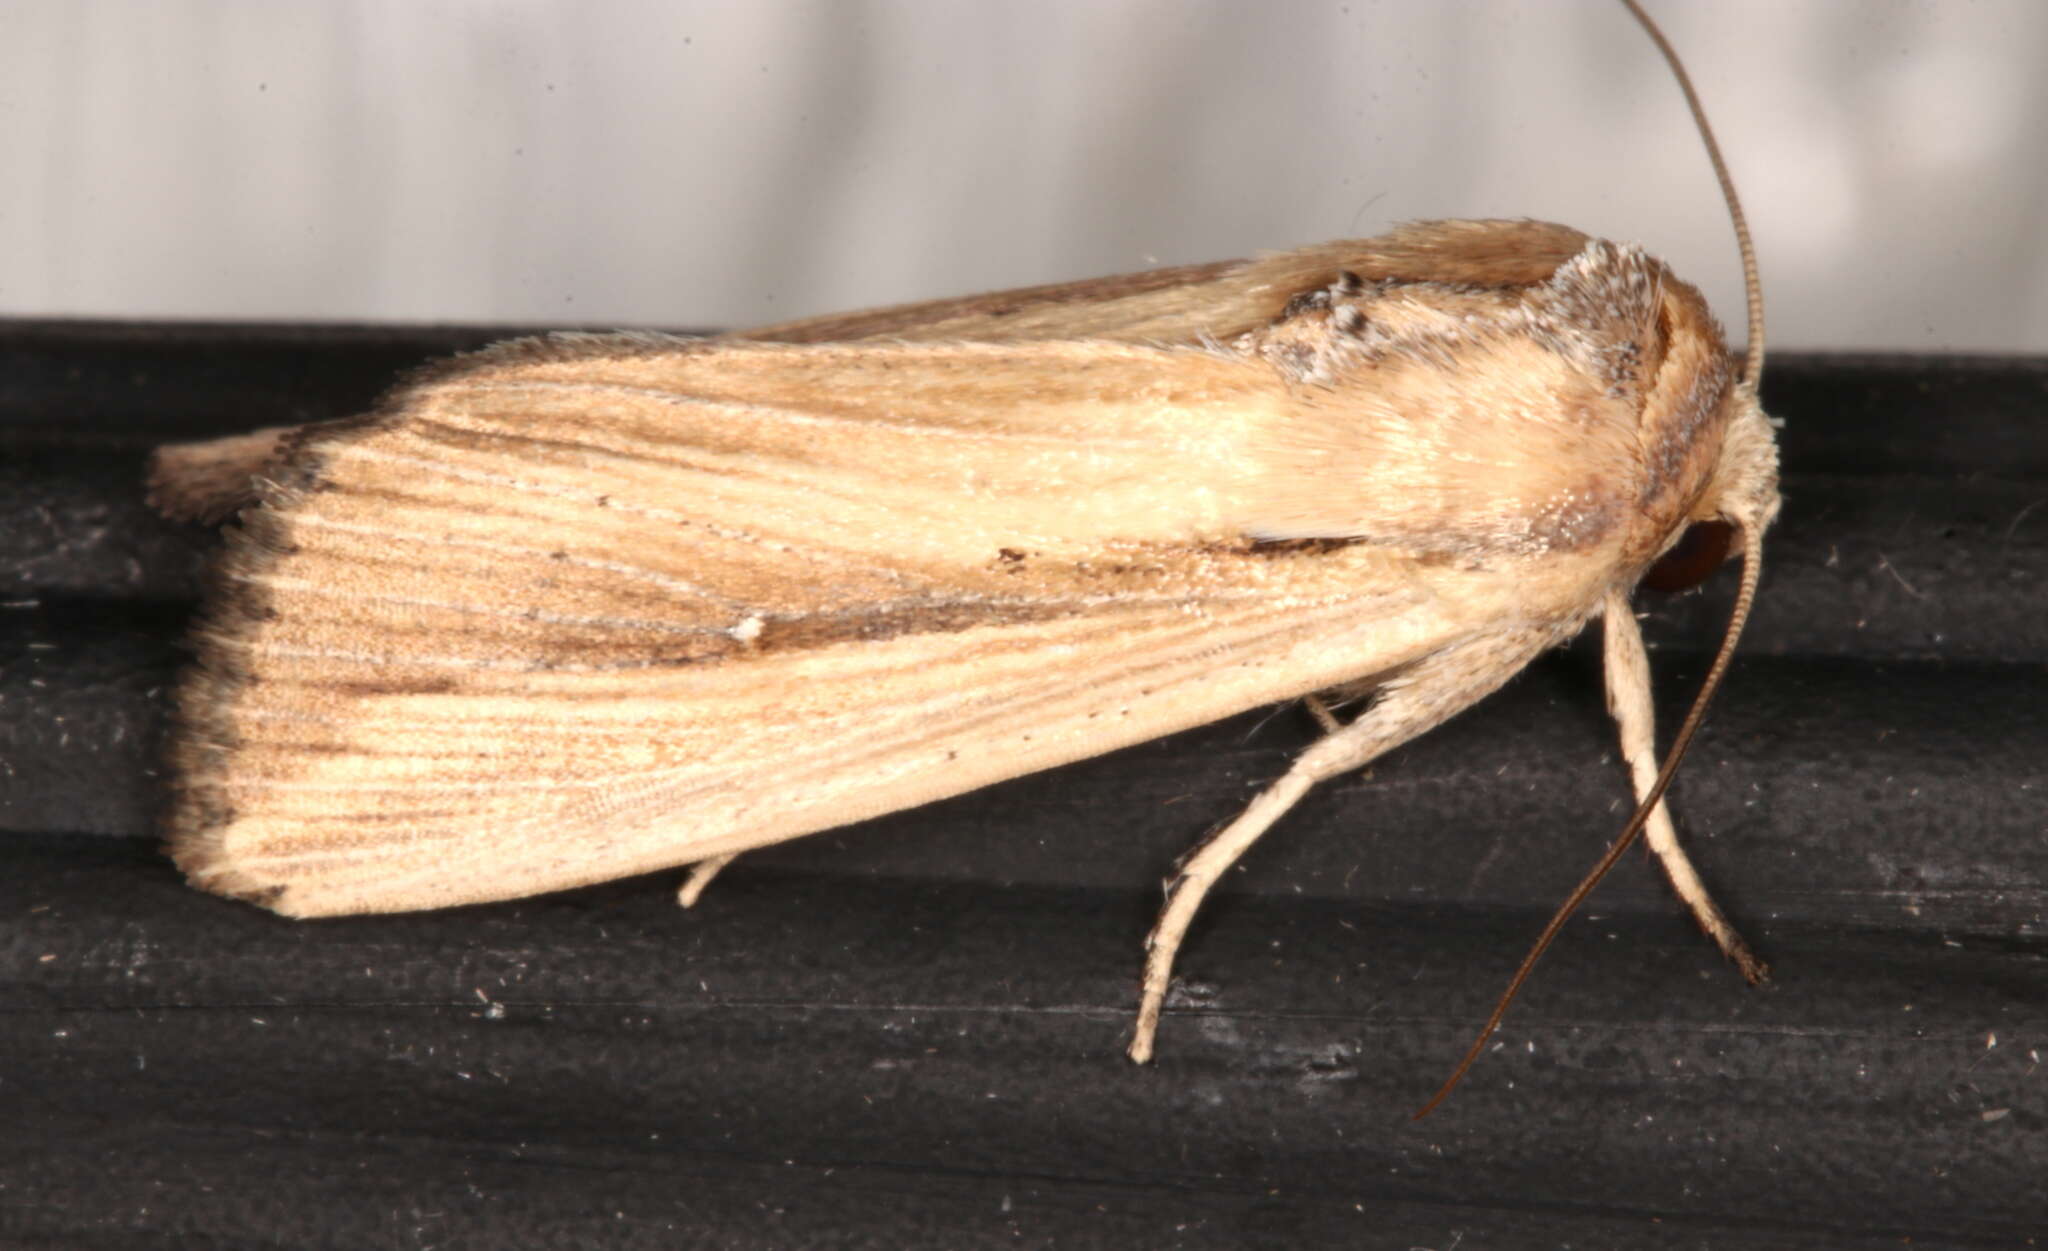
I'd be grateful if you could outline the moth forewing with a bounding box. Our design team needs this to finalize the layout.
[147,222,1597,527]
[158,268,1461,916]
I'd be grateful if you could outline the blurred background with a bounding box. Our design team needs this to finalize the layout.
[4,0,2043,352]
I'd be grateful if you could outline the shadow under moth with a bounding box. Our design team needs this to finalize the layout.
[148,0,1779,1108]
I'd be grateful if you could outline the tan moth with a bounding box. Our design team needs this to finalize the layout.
[150,0,1778,1099]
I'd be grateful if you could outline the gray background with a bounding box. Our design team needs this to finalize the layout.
[6,0,2044,353]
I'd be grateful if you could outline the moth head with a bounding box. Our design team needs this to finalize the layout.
[1706,382,1782,538]
[1646,382,1780,592]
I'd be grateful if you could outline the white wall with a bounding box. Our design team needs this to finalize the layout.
[5,0,2043,352]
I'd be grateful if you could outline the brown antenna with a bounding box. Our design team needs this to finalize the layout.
[1414,0,1772,1119]
[1620,0,1767,389]
[1415,529,1766,1118]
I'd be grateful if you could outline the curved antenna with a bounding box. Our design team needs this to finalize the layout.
[1414,524,1767,1119]
[1620,0,1767,390]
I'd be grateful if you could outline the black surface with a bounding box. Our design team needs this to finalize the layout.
[4,320,2046,1247]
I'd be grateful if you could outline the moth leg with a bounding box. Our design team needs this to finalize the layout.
[1602,588,1767,983]
[147,426,298,523]
[676,853,739,908]
[1129,627,1553,1063]
[1303,675,1380,733]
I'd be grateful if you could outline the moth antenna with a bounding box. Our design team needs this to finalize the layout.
[1619,0,1766,389]
[1414,524,1766,1119]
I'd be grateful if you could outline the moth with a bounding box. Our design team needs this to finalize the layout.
[150,0,1779,1094]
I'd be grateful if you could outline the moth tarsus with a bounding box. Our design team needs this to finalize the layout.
[675,853,736,908]
[152,0,1778,1110]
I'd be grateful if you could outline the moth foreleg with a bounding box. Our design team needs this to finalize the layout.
[676,853,739,908]
[1128,626,1555,1063]
[1601,588,1767,983]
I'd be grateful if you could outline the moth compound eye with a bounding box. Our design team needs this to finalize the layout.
[1643,520,1734,592]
